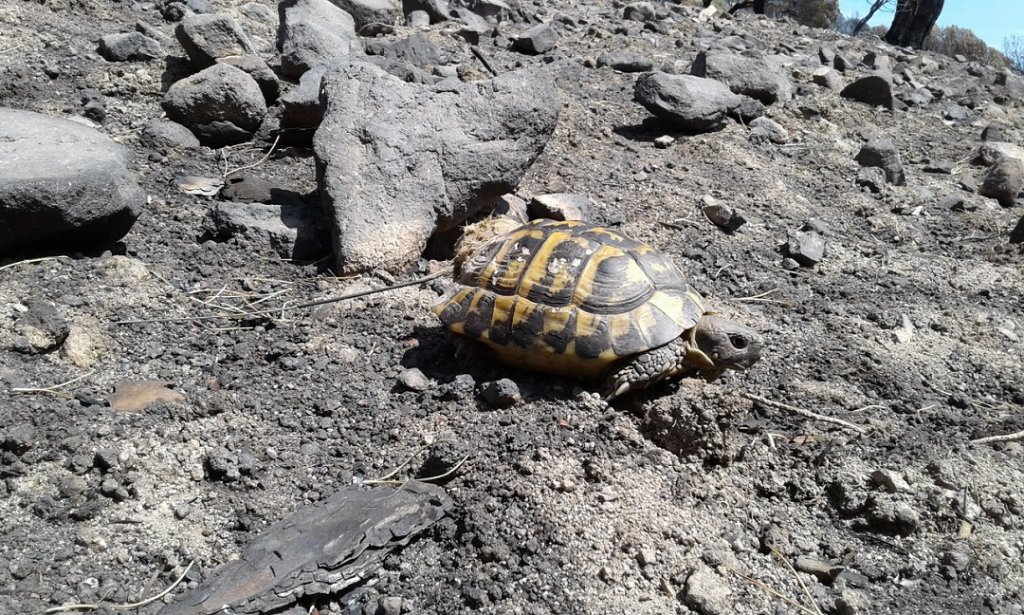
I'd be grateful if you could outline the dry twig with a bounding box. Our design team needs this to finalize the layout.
[224,134,281,178]
[363,440,470,486]
[44,560,194,613]
[970,429,1024,445]
[732,546,823,615]
[291,269,449,310]
[470,45,498,76]
[0,255,71,272]
[769,546,822,615]
[731,570,819,615]
[734,288,794,306]
[10,371,95,398]
[746,394,868,434]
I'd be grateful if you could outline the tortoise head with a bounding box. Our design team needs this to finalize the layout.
[685,315,763,376]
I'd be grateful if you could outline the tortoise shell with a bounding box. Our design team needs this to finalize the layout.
[432,219,707,380]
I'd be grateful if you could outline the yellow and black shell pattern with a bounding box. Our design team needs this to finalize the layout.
[432,219,707,380]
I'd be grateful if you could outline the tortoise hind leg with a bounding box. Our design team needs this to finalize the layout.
[602,338,690,400]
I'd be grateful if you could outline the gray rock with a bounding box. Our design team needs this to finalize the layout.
[470,0,511,20]
[314,61,558,273]
[397,368,431,392]
[836,588,871,615]
[79,89,107,123]
[407,10,430,28]
[161,0,214,21]
[973,141,1024,167]
[0,109,145,256]
[221,55,280,104]
[2,424,36,455]
[623,1,655,21]
[903,87,933,106]
[840,74,893,109]
[1009,215,1024,244]
[864,495,920,535]
[402,0,450,23]
[684,564,732,615]
[863,51,891,72]
[173,502,192,520]
[162,63,267,146]
[175,12,257,69]
[690,50,791,104]
[923,158,954,174]
[979,157,1024,206]
[362,55,438,84]
[855,139,905,185]
[97,32,163,62]
[452,8,492,42]
[481,378,521,408]
[13,299,69,354]
[370,33,446,69]
[794,556,839,582]
[748,116,788,144]
[529,193,592,221]
[278,0,360,79]
[870,469,911,493]
[856,166,886,194]
[634,72,742,133]
[943,102,970,121]
[280,66,326,136]
[207,193,329,261]
[220,174,274,203]
[514,23,558,55]
[981,124,1008,142]
[811,66,842,91]
[703,202,745,232]
[141,119,202,149]
[492,193,528,221]
[833,52,854,72]
[377,596,403,615]
[817,46,835,65]
[596,50,653,73]
[653,135,674,148]
[786,231,825,266]
[327,0,401,31]
[135,19,174,47]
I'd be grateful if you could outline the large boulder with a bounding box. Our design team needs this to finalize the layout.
[840,74,894,109]
[634,72,743,132]
[325,0,401,31]
[0,109,145,256]
[176,12,257,69]
[278,0,361,79]
[314,61,559,273]
[979,157,1024,206]
[689,50,792,105]
[162,63,267,146]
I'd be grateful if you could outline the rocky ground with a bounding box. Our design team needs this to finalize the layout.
[1,0,1023,614]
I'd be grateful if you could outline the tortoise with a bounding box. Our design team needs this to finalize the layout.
[431,218,763,399]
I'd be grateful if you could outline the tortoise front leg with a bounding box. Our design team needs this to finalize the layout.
[603,337,691,400]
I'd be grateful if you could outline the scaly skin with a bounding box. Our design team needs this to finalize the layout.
[603,315,763,400]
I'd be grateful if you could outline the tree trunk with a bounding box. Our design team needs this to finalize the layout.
[852,0,890,35]
[884,0,944,49]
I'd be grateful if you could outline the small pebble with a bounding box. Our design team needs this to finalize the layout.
[654,135,675,148]
[398,367,431,392]
[173,502,192,520]
[481,378,522,408]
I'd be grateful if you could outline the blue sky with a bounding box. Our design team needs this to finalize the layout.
[838,0,1024,49]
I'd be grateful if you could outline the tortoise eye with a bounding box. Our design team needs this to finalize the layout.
[729,334,748,349]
